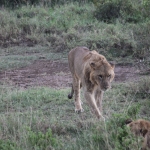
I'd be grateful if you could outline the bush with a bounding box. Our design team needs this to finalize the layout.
[93,0,141,23]
[94,1,120,22]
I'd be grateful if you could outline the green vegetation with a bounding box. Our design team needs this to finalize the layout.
[27,128,60,149]
[93,0,150,23]
[0,78,150,149]
[0,1,150,65]
[0,0,150,149]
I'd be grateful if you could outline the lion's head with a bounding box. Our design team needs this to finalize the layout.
[126,119,149,137]
[127,120,142,136]
[85,51,115,91]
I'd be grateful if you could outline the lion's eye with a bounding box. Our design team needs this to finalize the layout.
[99,75,103,79]
[108,74,111,78]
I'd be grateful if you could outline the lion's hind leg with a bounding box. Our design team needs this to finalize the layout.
[68,83,82,99]
[68,84,74,99]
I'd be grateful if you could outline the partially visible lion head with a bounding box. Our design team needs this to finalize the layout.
[127,120,143,136]
[84,50,115,91]
[125,119,150,137]
[125,119,150,150]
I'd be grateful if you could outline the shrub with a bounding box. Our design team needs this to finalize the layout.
[93,0,141,23]
[94,1,120,22]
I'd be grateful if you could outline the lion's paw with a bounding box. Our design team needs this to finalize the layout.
[75,108,84,114]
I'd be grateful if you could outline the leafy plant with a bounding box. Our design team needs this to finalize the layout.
[127,103,141,119]
[0,140,20,150]
[27,128,60,149]
[93,0,142,23]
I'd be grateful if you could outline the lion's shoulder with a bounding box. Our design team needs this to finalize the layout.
[83,50,106,63]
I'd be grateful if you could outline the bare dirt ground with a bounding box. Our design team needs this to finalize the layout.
[0,59,141,89]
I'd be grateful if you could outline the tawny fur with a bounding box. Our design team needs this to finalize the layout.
[126,119,150,150]
[68,47,115,119]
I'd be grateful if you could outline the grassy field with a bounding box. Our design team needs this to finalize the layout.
[0,1,150,149]
[0,78,150,150]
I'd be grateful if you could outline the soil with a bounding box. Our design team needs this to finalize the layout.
[0,59,141,89]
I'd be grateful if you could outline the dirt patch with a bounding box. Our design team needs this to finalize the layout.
[114,64,140,82]
[0,60,141,88]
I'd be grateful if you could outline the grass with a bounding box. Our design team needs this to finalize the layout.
[0,2,150,65]
[0,46,67,70]
[0,1,150,149]
[0,77,149,149]
[0,2,149,75]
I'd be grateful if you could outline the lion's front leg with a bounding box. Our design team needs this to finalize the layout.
[95,90,104,115]
[73,76,84,113]
[84,91,104,119]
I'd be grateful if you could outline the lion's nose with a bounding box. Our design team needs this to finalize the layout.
[104,85,109,90]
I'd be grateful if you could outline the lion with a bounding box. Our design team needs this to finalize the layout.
[68,47,115,119]
[125,119,150,150]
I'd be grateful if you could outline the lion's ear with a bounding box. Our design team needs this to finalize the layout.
[83,52,92,61]
[125,119,133,125]
[90,62,96,70]
[141,129,148,137]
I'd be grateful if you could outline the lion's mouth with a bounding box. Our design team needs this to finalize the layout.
[101,88,108,92]
[101,86,111,91]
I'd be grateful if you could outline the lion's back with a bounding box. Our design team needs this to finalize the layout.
[68,47,90,77]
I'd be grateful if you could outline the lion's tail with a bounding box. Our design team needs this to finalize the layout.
[68,84,74,99]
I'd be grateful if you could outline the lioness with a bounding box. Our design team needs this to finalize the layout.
[126,119,150,150]
[68,47,115,119]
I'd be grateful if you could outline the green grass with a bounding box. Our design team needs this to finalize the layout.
[0,2,149,73]
[0,1,150,149]
[0,77,149,150]
[0,46,67,70]
[0,2,150,66]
